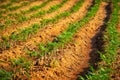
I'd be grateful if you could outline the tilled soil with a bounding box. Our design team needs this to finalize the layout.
[0,0,61,36]
[24,0,93,51]
[28,2,107,80]
[0,0,75,37]
[0,1,119,80]
[0,1,9,6]
[0,0,92,58]
[0,0,94,79]
[1,1,43,17]
[25,0,61,17]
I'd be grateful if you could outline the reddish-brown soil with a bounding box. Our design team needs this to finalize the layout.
[24,0,93,50]
[2,1,43,16]
[0,1,9,6]
[0,0,92,59]
[0,1,43,28]
[26,1,61,17]
[0,0,75,37]
[0,1,120,80]
[0,0,94,79]
[29,2,107,80]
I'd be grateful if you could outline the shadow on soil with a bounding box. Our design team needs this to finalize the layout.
[78,2,112,79]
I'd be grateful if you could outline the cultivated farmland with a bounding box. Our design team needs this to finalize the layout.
[0,0,120,80]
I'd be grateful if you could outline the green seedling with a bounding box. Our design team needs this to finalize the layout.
[1,0,67,31]
[11,57,32,70]
[25,0,51,14]
[29,0,101,58]
[0,3,12,9]
[9,0,82,41]
[5,19,14,25]
[35,0,100,56]
[0,69,12,80]
[80,1,120,80]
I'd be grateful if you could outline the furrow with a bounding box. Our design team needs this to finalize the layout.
[0,0,88,57]
[0,1,10,6]
[24,0,91,48]
[26,1,60,17]
[0,0,92,69]
[0,0,62,37]
[0,1,31,16]
[0,1,94,79]
[0,1,43,22]
[30,2,107,80]
[8,0,83,41]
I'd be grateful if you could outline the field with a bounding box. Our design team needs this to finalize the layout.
[0,0,120,80]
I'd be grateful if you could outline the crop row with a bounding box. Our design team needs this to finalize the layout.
[0,1,30,18]
[0,0,86,79]
[0,0,51,29]
[9,0,83,41]
[0,0,66,31]
[0,57,32,80]
[0,0,68,51]
[80,1,120,80]
[0,2,12,9]
[0,0,29,9]
[4,0,51,18]
[27,0,101,57]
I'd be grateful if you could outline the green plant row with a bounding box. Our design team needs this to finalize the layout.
[9,0,84,41]
[79,1,120,80]
[9,2,30,11]
[0,1,30,18]
[2,0,51,19]
[10,0,27,3]
[0,3,12,9]
[30,0,68,18]
[0,57,32,79]
[0,0,50,18]
[22,0,52,14]
[8,0,67,24]
[0,2,13,18]
[0,69,12,80]
[0,0,58,30]
[28,0,101,57]
[0,0,26,9]
[0,1,30,26]
[0,0,52,30]
[0,0,68,51]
